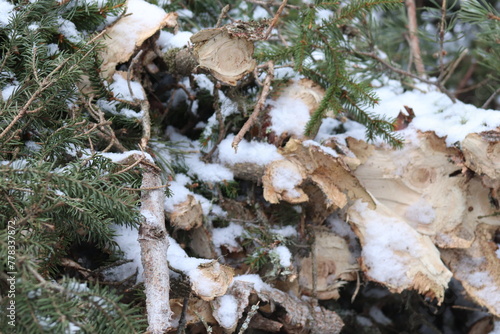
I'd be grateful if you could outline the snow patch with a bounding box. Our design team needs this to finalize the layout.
[218,134,283,166]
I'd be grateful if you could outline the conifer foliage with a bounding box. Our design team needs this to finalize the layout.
[257,0,404,146]
[1,1,145,332]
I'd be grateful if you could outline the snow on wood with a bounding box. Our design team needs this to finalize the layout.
[348,199,453,303]
[441,224,500,317]
[212,276,344,333]
[99,0,178,79]
[167,237,234,301]
[137,159,173,333]
[347,132,481,248]
[263,138,374,223]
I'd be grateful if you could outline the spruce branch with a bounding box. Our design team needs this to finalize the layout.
[0,30,106,140]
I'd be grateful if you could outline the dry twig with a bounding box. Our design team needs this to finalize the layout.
[232,61,274,152]
[405,0,426,77]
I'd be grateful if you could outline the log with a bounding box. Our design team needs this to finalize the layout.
[346,132,496,248]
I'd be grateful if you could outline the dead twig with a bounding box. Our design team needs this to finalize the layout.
[232,61,274,152]
[203,82,226,161]
[353,50,456,103]
[127,49,144,99]
[437,0,447,82]
[264,0,288,40]
[482,86,500,109]
[405,0,426,77]
[216,5,231,28]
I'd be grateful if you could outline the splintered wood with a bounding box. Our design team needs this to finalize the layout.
[98,0,178,79]
[263,138,374,222]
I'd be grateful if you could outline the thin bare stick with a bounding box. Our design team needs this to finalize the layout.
[441,48,468,86]
[353,50,456,103]
[264,0,288,40]
[405,0,426,77]
[140,99,151,149]
[127,49,143,98]
[216,5,231,28]
[482,86,500,109]
[437,0,447,82]
[232,61,274,152]
[203,83,226,161]
[114,155,145,176]
[245,0,300,10]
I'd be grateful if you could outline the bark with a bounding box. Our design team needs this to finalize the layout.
[139,163,173,333]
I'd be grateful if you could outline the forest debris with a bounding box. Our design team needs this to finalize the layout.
[189,225,218,259]
[193,261,234,301]
[190,24,257,86]
[168,238,234,301]
[275,78,326,115]
[138,161,173,333]
[262,159,309,204]
[347,132,487,248]
[169,194,203,230]
[462,130,500,180]
[348,200,453,304]
[441,224,500,317]
[298,230,358,300]
[212,276,344,333]
[248,313,283,332]
[99,0,178,79]
[170,298,216,328]
[263,139,375,216]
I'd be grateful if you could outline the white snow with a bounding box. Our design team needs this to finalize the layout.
[366,79,500,146]
[457,260,500,315]
[157,30,193,52]
[103,225,144,283]
[351,200,424,287]
[271,245,292,267]
[253,6,270,19]
[57,18,83,43]
[405,197,436,225]
[217,134,283,166]
[109,73,145,101]
[0,0,14,27]
[268,96,311,137]
[303,139,338,157]
[271,163,303,198]
[1,84,18,101]
[270,225,298,238]
[233,274,272,292]
[164,173,194,212]
[214,295,239,328]
[100,150,154,163]
[166,128,234,183]
[212,223,244,252]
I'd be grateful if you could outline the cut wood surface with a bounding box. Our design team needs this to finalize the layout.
[347,132,497,248]
[441,224,500,317]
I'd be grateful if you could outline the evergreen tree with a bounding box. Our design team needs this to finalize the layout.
[1,1,146,332]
